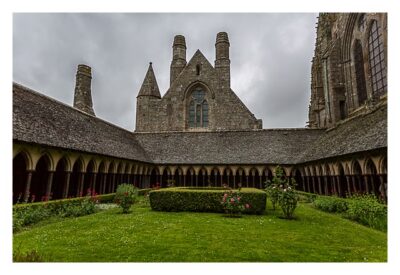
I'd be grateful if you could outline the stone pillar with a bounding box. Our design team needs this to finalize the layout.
[23,170,33,202]
[311,176,316,193]
[45,171,54,199]
[364,175,370,193]
[78,172,85,197]
[102,174,107,194]
[111,174,116,193]
[92,173,97,193]
[345,175,352,196]
[246,175,249,188]
[336,176,342,197]
[62,172,71,199]
[317,176,322,195]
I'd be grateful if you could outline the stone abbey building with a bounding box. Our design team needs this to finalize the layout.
[13,13,387,204]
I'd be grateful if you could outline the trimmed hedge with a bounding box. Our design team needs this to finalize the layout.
[149,187,266,214]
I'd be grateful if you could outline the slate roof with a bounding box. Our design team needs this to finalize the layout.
[134,129,324,165]
[13,83,151,162]
[12,83,387,165]
[298,104,387,163]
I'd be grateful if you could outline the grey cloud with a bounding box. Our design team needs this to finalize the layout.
[13,13,318,130]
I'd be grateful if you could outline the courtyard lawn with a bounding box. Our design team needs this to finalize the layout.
[13,200,387,262]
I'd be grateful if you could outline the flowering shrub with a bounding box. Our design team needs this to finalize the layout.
[114,184,138,213]
[265,166,298,219]
[278,185,298,219]
[345,194,387,231]
[221,190,250,217]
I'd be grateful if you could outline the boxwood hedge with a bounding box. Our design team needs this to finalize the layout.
[149,187,266,214]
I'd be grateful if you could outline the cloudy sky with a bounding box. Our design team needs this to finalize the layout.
[13,13,318,130]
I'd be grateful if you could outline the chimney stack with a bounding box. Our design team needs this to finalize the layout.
[73,64,95,116]
[170,35,187,86]
[215,32,231,89]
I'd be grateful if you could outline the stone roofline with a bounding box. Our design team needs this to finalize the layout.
[13,82,386,167]
[13,82,138,135]
[14,82,324,137]
[133,128,325,135]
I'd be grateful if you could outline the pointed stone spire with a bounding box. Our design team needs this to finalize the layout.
[138,62,161,98]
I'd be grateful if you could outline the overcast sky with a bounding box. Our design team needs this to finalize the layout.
[13,13,318,130]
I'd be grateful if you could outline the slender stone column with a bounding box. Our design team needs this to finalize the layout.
[102,174,107,194]
[92,173,97,193]
[23,170,33,202]
[62,172,71,198]
[111,174,116,193]
[345,175,352,196]
[336,176,342,197]
[45,171,54,199]
[78,172,85,196]
[364,175,370,193]
[317,176,322,195]
[246,175,249,187]
[311,176,316,193]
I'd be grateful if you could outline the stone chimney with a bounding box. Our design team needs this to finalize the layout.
[170,35,187,86]
[73,64,95,116]
[215,32,231,89]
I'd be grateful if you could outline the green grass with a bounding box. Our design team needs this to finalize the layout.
[13,199,387,262]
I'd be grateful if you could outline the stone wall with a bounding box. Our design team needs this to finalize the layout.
[135,33,262,132]
[308,13,387,129]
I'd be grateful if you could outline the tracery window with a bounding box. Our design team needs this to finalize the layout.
[368,20,387,97]
[188,88,208,128]
[354,39,367,106]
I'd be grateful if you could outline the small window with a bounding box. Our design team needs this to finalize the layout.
[339,100,346,120]
[196,64,201,76]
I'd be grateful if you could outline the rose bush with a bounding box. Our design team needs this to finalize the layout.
[114,184,138,213]
[221,190,251,217]
[265,166,298,219]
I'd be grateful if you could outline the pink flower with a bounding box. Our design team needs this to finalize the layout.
[230,198,234,202]
[245,204,250,209]
[237,197,241,201]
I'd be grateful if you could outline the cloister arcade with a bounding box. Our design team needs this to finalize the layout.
[12,143,387,204]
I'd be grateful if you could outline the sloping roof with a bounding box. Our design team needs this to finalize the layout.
[298,104,387,163]
[13,83,387,165]
[134,129,324,165]
[13,83,151,162]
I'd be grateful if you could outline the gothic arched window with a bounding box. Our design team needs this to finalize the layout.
[188,88,208,128]
[354,39,367,106]
[368,20,387,97]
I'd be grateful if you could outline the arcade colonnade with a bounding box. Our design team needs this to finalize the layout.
[12,143,387,203]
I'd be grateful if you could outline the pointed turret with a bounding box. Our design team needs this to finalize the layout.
[138,62,161,98]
